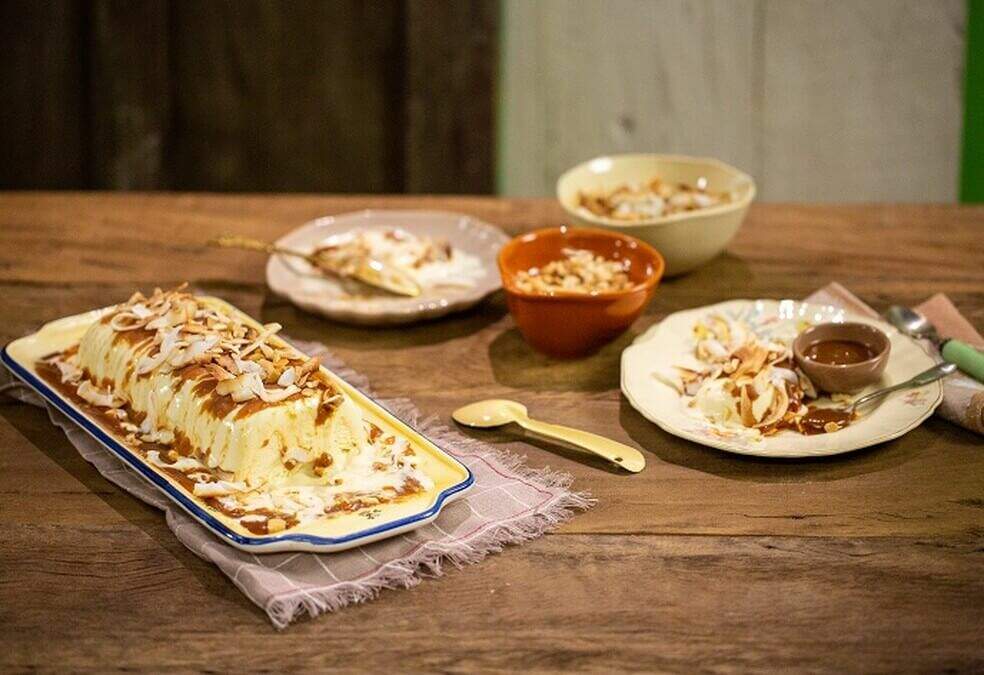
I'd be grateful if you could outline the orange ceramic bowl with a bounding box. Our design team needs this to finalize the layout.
[498,226,664,358]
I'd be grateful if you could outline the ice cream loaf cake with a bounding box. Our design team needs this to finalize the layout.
[38,285,432,535]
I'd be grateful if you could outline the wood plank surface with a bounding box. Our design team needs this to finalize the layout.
[0,1,87,189]
[0,1,498,194]
[405,0,498,193]
[167,0,404,192]
[0,194,981,672]
[88,0,170,189]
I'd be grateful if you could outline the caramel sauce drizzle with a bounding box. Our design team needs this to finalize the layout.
[36,345,424,536]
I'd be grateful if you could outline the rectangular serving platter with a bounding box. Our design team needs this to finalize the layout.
[2,296,473,553]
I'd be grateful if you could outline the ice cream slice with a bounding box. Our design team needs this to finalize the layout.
[40,286,432,534]
[76,318,369,487]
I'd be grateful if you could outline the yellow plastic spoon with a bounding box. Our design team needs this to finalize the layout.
[452,399,645,473]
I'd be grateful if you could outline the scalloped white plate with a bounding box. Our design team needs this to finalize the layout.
[621,299,943,458]
[266,210,509,326]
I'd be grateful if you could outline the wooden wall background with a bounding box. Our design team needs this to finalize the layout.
[499,0,968,202]
[0,0,497,193]
[1,1,969,200]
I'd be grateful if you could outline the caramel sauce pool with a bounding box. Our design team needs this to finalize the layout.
[803,340,876,366]
[797,407,855,435]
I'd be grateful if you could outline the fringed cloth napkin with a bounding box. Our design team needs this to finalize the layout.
[808,283,984,435]
[1,340,591,628]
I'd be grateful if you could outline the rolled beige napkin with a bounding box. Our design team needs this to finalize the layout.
[806,283,983,435]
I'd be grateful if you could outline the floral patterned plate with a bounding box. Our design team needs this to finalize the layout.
[621,299,943,458]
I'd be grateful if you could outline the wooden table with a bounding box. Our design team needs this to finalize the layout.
[1,194,982,672]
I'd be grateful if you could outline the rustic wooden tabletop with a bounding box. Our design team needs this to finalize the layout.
[1,193,982,672]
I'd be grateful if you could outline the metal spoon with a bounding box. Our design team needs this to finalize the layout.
[209,235,422,297]
[886,305,984,383]
[452,399,645,473]
[850,361,957,414]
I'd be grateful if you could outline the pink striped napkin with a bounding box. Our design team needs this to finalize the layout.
[1,340,591,628]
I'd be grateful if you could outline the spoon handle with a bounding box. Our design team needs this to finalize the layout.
[209,235,311,262]
[515,417,645,473]
[210,235,421,297]
[941,340,984,383]
[852,362,957,411]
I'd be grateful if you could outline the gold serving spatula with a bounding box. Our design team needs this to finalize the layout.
[209,235,422,297]
[452,399,645,473]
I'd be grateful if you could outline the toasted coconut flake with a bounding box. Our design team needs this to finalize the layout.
[214,353,237,373]
[234,357,263,377]
[295,356,320,381]
[145,315,170,331]
[109,312,147,331]
[168,335,219,368]
[733,343,769,380]
[181,322,208,334]
[215,373,261,402]
[277,366,296,387]
[136,327,182,374]
[49,357,83,384]
[239,322,282,358]
[754,383,789,429]
[257,358,277,382]
[204,363,234,381]
[799,370,818,399]
[130,303,154,320]
[739,386,756,427]
[256,384,299,404]
[77,381,121,408]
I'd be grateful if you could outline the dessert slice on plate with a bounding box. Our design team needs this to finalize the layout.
[3,286,472,552]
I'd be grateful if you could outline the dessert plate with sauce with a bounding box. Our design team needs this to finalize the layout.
[267,210,510,326]
[621,299,942,458]
[2,296,474,552]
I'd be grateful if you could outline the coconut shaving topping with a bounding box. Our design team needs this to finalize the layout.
[660,314,853,438]
[40,285,433,535]
[310,228,486,293]
[106,283,327,405]
[578,176,731,221]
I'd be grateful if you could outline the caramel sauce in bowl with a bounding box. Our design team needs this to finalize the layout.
[793,322,891,394]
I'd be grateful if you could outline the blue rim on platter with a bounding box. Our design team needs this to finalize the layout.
[1,346,474,551]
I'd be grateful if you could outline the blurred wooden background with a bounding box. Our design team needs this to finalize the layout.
[0,0,496,193]
[0,0,973,200]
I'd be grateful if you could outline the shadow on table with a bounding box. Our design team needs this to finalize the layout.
[486,327,641,393]
[453,423,625,475]
[256,290,508,351]
[0,402,267,620]
[617,396,953,483]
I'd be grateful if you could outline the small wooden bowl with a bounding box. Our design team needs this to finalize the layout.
[498,226,664,358]
[793,322,891,393]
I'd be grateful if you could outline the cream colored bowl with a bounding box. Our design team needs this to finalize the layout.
[556,154,756,276]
